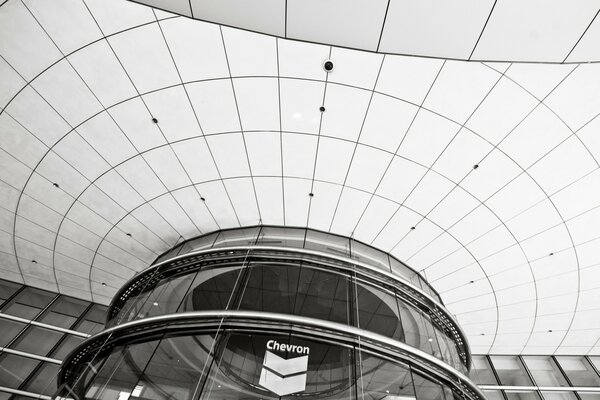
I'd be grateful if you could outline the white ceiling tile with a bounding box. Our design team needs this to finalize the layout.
[170,138,220,183]
[131,203,180,244]
[283,177,311,226]
[0,57,26,109]
[85,0,155,36]
[108,98,166,152]
[0,0,62,80]
[449,206,500,245]
[408,234,463,272]
[94,170,144,212]
[472,0,600,62]
[22,173,72,216]
[485,173,546,221]
[330,187,372,237]
[506,63,576,100]
[328,47,383,90]
[466,77,538,145]
[545,64,600,131]
[35,151,89,197]
[392,218,443,259]
[0,113,47,169]
[244,131,282,177]
[68,40,137,107]
[223,178,260,226]
[359,93,418,153]
[345,145,390,193]
[397,109,459,167]
[222,27,277,77]
[149,194,201,238]
[143,146,191,190]
[31,59,102,126]
[233,77,279,131]
[461,150,523,201]
[551,169,600,220]
[77,185,125,225]
[351,196,398,245]
[287,0,388,51]
[205,133,250,178]
[467,225,517,260]
[108,23,180,93]
[159,17,229,82]
[280,78,324,134]
[18,194,62,232]
[307,181,342,232]
[376,156,426,204]
[432,130,493,182]
[504,200,563,241]
[320,83,371,142]
[24,0,102,54]
[566,205,600,244]
[566,16,600,62]
[375,55,443,105]
[379,0,494,60]
[190,0,285,37]
[423,61,499,124]
[403,171,455,216]
[76,112,138,166]
[428,187,480,229]
[281,133,318,179]
[528,136,597,195]
[277,39,329,81]
[138,0,191,16]
[185,80,241,134]
[66,201,111,237]
[116,156,166,200]
[313,137,354,185]
[254,177,284,225]
[170,186,219,234]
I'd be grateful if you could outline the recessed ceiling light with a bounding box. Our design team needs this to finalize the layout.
[473,164,479,170]
[31,260,37,264]
[410,226,416,230]
[548,329,553,332]
[469,280,474,284]
[549,252,554,256]
[319,106,326,112]
[151,117,158,123]
[308,192,314,197]
[126,233,132,237]
[200,197,206,202]
[101,282,106,286]
[52,183,59,188]
[153,302,158,306]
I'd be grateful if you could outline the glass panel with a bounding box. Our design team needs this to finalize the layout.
[556,356,600,386]
[357,349,415,400]
[483,391,505,400]
[490,356,534,386]
[84,339,161,399]
[10,325,64,356]
[412,372,445,400]
[75,304,107,334]
[0,392,10,400]
[541,392,578,400]
[398,300,441,358]
[38,296,89,329]
[212,227,261,248]
[355,280,404,341]
[389,258,417,282]
[23,362,60,395]
[180,266,239,312]
[255,227,306,249]
[239,264,301,314]
[304,230,350,257]
[182,232,220,253]
[469,356,498,385]
[587,356,600,376]
[1,287,55,319]
[51,334,86,359]
[294,266,350,324]
[523,356,569,387]
[350,240,390,272]
[504,391,542,400]
[135,272,196,320]
[134,334,215,400]
[577,393,600,400]
[0,353,40,388]
[0,319,26,347]
[0,280,21,304]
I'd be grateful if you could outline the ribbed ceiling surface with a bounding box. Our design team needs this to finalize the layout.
[2,0,600,356]
[132,0,600,63]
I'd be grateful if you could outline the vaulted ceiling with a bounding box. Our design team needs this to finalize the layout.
[1,0,600,356]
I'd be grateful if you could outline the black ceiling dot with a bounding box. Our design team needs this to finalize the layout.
[410,226,416,230]
[473,164,479,170]
[319,106,326,112]
[52,183,59,188]
[469,280,475,284]
[549,252,554,256]
[308,192,314,197]
[200,197,206,202]
[126,233,132,237]
[151,117,158,123]
[481,333,485,336]
[548,329,553,332]
[31,260,37,264]
[101,282,107,286]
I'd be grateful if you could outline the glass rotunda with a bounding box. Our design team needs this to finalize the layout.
[55,226,484,400]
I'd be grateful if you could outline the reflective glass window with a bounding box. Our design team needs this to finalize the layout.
[10,325,64,356]
[578,393,600,400]
[294,266,349,324]
[23,362,60,395]
[357,349,415,400]
[84,339,161,399]
[490,356,534,386]
[355,280,403,341]
[38,296,89,329]
[504,391,542,400]
[469,356,498,385]
[256,227,306,249]
[181,266,239,312]
[239,264,301,314]
[1,287,55,319]
[135,334,215,400]
[588,356,600,376]
[556,356,600,386]
[483,391,505,400]
[522,356,569,387]
[0,280,21,304]
[398,301,441,358]
[541,392,578,400]
[180,232,219,254]
[0,318,26,347]
[75,304,107,334]
[412,372,445,400]
[0,392,10,400]
[304,230,350,257]
[212,227,261,248]
[0,353,40,388]
[51,334,86,359]
[136,272,196,319]
[350,240,390,272]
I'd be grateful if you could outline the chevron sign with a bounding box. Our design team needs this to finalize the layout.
[259,341,310,396]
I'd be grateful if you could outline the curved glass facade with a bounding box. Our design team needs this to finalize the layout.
[56,227,481,400]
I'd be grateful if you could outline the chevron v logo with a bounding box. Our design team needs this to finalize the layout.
[259,340,309,396]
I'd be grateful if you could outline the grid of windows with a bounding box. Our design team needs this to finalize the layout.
[0,279,107,399]
[471,355,600,400]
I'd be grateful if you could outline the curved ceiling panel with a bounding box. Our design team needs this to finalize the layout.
[1,0,600,357]
[129,0,600,63]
